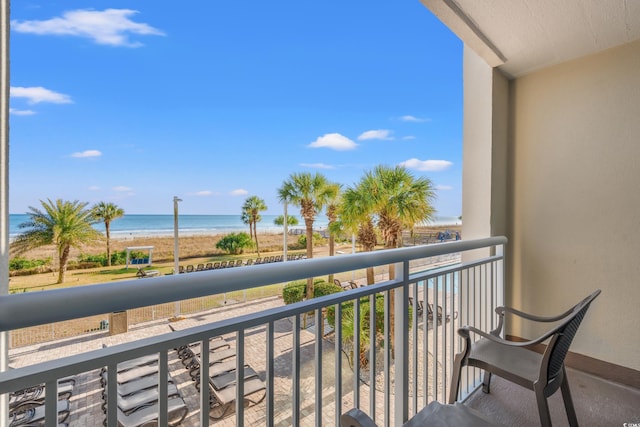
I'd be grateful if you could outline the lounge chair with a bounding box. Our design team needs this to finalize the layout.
[185,265,194,273]
[108,373,174,398]
[448,289,601,427]
[105,382,181,415]
[116,354,159,372]
[213,261,221,269]
[100,363,160,386]
[9,380,74,412]
[408,297,424,317]
[219,261,227,268]
[335,279,358,291]
[184,347,237,381]
[196,263,205,271]
[244,259,253,266]
[9,399,70,427]
[188,362,265,420]
[102,395,188,427]
[135,268,160,278]
[205,262,213,270]
[427,303,457,324]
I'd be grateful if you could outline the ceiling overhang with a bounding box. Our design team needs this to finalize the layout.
[420,0,640,78]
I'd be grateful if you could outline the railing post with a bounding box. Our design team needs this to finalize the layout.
[394,261,409,426]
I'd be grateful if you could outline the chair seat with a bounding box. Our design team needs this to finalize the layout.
[404,402,499,427]
[469,338,543,388]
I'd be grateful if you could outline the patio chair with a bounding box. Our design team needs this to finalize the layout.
[341,401,499,427]
[205,262,213,270]
[427,303,457,324]
[185,265,195,273]
[448,289,601,427]
[408,297,424,317]
[9,399,70,427]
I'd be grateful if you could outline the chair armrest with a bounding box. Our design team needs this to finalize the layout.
[458,325,558,348]
[496,305,572,323]
[341,408,378,427]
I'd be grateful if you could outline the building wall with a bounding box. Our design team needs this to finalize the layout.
[508,39,640,370]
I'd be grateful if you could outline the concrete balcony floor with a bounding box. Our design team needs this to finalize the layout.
[464,367,640,426]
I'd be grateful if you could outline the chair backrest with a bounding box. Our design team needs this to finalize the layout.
[544,289,601,381]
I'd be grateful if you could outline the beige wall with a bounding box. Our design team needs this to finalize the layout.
[461,47,509,242]
[507,40,640,370]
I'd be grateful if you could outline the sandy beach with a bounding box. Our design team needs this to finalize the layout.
[16,224,462,265]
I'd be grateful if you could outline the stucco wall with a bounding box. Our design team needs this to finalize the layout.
[508,40,640,370]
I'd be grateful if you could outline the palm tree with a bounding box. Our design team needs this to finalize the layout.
[241,196,267,256]
[362,165,436,349]
[11,199,104,284]
[91,201,124,266]
[338,182,378,284]
[273,215,299,227]
[364,165,436,250]
[278,172,336,299]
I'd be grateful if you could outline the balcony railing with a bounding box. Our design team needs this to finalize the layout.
[0,236,506,427]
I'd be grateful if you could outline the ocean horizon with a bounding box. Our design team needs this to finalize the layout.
[9,214,461,239]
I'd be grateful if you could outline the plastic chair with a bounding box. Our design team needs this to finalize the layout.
[448,289,601,427]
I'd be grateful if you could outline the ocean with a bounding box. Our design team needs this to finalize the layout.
[9,214,461,239]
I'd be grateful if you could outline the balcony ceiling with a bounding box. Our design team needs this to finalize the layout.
[421,0,640,78]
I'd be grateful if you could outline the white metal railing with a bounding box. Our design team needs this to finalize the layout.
[0,237,506,426]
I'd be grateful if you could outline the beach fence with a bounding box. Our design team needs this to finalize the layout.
[8,284,286,348]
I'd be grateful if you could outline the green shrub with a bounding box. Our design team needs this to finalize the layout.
[77,250,129,267]
[313,281,342,297]
[297,232,325,248]
[9,257,50,271]
[282,279,341,304]
[216,232,254,255]
[327,294,412,368]
[282,282,305,305]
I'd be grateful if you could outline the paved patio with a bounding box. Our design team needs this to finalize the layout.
[8,254,462,426]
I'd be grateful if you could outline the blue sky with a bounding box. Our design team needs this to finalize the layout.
[9,1,462,216]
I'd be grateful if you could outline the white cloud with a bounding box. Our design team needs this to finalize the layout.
[399,115,431,123]
[402,135,416,140]
[300,163,335,170]
[11,86,72,104]
[399,158,453,172]
[308,133,357,151]
[230,189,248,196]
[87,185,100,191]
[357,129,393,141]
[9,108,36,116]
[113,186,132,192]
[71,149,102,158]
[435,185,453,191]
[11,9,165,47]
[193,191,213,196]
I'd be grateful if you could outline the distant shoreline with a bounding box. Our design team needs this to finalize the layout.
[9,213,462,240]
